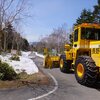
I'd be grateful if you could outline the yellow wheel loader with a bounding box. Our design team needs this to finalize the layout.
[59,23,100,86]
[43,48,60,69]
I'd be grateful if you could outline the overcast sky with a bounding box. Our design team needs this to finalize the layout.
[21,0,97,42]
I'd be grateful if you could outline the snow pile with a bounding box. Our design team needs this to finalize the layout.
[22,51,37,59]
[0,52,39,74]
[21,51,31,57]
[35,52,44,58]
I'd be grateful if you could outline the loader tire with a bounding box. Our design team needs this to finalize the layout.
[44,57,48,68]
[44,56,50,68]
[44,60,48,68]
[75,56,98,86]
[60,55,71,73]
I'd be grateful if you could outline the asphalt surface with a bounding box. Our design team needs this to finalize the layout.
[33,56,100,100]
[0,56,100,100]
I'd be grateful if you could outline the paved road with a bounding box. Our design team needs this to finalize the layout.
[0,56,100,100]
[33,56,100,100]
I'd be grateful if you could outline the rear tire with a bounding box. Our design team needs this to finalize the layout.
[75,56,98,86]
[44,61,47,68]
[44,55,50,68]
[59,55,71,73]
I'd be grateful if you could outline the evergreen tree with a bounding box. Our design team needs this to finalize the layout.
[22,38,29,51]
[93,0,100,23]
[2,22,30,51]
[75,9,94,25]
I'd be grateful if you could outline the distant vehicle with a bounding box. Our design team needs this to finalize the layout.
[43,48,60,69]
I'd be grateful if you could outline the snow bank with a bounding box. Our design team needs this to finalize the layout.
[21,51,31,57]
[35,52,44,58]
[0,52,39,74]
[22,51,37,59]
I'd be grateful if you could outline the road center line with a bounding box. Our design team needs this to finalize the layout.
[28,73,58,100]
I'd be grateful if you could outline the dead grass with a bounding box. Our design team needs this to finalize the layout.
[0,71,49,89]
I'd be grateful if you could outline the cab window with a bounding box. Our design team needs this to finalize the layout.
[74,29,78,42]
[81,28,100,40]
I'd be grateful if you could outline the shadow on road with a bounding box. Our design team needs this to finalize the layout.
[82,81,100,90]
[93,82,100,90]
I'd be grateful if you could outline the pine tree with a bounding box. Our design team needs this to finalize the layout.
[75,9,94,25]
[22,38,29,51]
[98,0,100,5]
[93,0,100,23]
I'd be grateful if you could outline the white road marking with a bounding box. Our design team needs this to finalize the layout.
[28,73,58,100]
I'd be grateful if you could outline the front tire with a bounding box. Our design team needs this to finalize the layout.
[75,56,98,86]
[59,55,71,73]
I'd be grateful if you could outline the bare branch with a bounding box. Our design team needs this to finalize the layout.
[4,0,14,11]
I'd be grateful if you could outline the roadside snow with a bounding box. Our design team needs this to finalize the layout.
[0,52,39,74]
[35,52,44,58]
[21,51,31,57]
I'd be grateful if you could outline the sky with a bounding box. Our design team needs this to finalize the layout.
[21,0,97,42]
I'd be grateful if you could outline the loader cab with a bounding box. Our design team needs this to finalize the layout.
[73,23,100,49]
[73,24,91,49]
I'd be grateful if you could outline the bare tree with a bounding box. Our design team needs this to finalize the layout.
[0,0,28,25]
[2,22,14,51]
[38,26,69,53]
[0,0,29,51]
[12,32,21,51]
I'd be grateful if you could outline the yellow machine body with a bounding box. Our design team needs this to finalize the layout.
[59,23,100,86]
[43,49,60,69]
[65,23,100,71]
